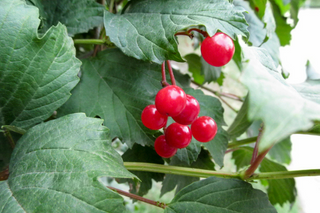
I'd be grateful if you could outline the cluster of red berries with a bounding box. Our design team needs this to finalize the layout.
[141,85,217,158]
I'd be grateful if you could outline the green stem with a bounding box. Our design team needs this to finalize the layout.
[227,136,258,148]
[124,162,320,180]
[109,0,115,13]
[73,39,106,45]
[248,169,320,180]
[124,162,240,179]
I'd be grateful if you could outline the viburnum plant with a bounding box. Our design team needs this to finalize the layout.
[0,0,318,212]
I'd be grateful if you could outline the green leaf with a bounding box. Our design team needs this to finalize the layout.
[119,144,164,197]
[58,49,188,148]
[184,54,205,85]
[240,46,320,152]
[235,0,280,66]
[161,149,215,197]
[232,147,253,171]
[184,54,222,85]
[270,0,293,46]
[261,158,296,206]
[104,0,249,64]
[0,134,13,171]
[26,0,104,36]
[268,137,292,165]
[249,0,267,18]
[174,138,201,165]
[184,88,228,167]
[201,57,222,84]
[227,96,252,139]
[165,176,277,213]
[0,113,135,213]
[0,0,80,129]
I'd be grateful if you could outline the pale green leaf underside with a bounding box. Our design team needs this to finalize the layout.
[240,46,320,152]
[26,0,104,36]
[165,177,276,213]
[0,113,135,213]
[104,0,249,64]
[0,0,80,129]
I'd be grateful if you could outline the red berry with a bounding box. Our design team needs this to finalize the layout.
[154,135,177,158]
[155,85,186,117]
[172,94,200,125]
[191,116,218,142]
[165,123,192,149]
[201,32,235,67]
[141,105,168,130]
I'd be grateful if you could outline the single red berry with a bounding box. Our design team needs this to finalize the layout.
[165,123,192,149]
[201,32,235,67]
[141,105,168,130]
[154,135,177,158]
[155,85,186,117]
[191,116,217,142]
[172,94,200,125]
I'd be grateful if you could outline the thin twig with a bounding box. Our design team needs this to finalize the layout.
[3,128,15,149]
[219,96,238,113]
[166,60,176,85]
[250,125,264,164]
[0,167,9,181]
[107,186,167,209]
[191,81,243,101]
[161,62,170,87]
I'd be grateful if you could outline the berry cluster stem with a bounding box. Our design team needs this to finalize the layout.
[161,62,170,87]
[174,28,209,38]
[166,60,176,85]
[107,186,166,209]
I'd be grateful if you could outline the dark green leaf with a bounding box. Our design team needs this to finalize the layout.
[165,176,277,213]
[0,113,135,213]
[119,144,164,197]
[268,137,292,165]
[104,0,249,64]
[174,138,201,165]
[184,88,228,167]
[227,96,252,139]
[240,46,320,152]
[261,158,296,206]
[232,147,253,171]
[58,49,190,148]
[201,57,222,84]
[184,54,204,85]
[26,0,104,36]
[184,54,222,85]
[0,0,80,129]
[161,149,215,197]
[0,134,13,171]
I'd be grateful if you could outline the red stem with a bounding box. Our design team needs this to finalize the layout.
[244,147,272,179]
[187,28,209,37]
[107,186,166,209]
[250,125,264,164]
[166,60,176,85]
[161,62,170,87]
[0,167,9,181]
